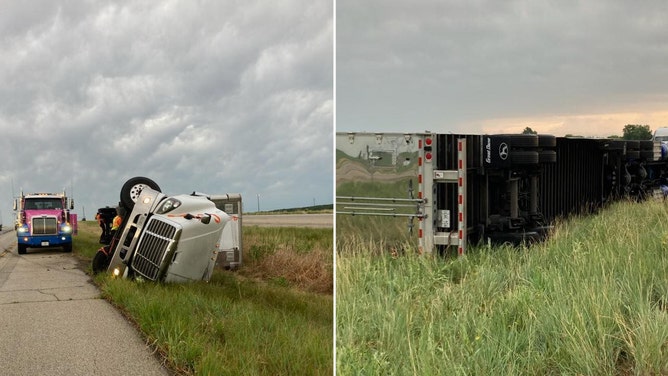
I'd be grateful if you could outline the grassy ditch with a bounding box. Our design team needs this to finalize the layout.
[240,226,333,294]
[75,221,333,375]
[337,200,668,375]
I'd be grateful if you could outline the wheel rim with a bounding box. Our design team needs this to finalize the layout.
[129,184,147,203]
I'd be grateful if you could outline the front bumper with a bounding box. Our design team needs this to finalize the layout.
[18,234,72,247]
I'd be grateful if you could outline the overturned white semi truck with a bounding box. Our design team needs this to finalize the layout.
[92,177,242,282]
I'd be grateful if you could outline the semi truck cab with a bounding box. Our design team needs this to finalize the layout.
[14,192,77,254]
[93,177,242,283]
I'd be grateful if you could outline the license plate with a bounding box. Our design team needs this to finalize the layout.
[41,241,49,246]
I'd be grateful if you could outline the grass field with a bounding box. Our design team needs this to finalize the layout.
[75,221,333,376]
[337,200,668,375]
[248,204,333,215]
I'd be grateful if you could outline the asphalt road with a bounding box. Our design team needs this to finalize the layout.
[0,231,170,376]
[242,213,333,228]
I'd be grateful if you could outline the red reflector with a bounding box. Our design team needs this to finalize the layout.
[458,177,463,187]
[458,195,462,204]
[459,246,463,255]
[418,139,422,148]
[419,229,423,238]
[418,192,422,199]
[418,157,422,166]
[459,160,463,169]
[418,174,422,184]
[459,212,463,222]
[425,152,432,161]
[458,141,462,151]
[425,137,432,146]
[459,230,463,239]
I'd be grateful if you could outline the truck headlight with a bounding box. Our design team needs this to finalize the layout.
[62,224,72,234]
[17,225,28,234]
[156,198,182,214]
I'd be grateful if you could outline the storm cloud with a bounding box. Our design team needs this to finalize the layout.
[0,1,332,224]
[337,0,668,136]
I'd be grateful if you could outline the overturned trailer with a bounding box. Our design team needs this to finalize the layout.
[337,132,668,254]
[93,177,242,282]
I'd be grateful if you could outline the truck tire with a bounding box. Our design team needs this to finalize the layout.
[539,150,557,164]
[510,150,539,165]
[487,231,541,246]
[537,135,556,148]
[120,177,161,210]
[495,134,538,148]
[92,248,110,274]
[18,244,27,255]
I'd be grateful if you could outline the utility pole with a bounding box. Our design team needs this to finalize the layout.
[257,194,260,212]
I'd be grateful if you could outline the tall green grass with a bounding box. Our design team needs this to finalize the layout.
[98,273,332,375]
[336,215,415,249]
[337,200,668,375]
[74,221,333,375]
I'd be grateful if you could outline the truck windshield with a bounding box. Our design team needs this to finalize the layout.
[24,198,63,210]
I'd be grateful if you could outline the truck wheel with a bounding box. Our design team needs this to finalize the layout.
[539,150,557,164]
[92,249,110,274]
[18,244,27,255]
[510,150,539,165]
[537,135,556,148]
[495,134,538,148]
[63,243,72,253]
[120,177,161,210]
[488,231,541,246]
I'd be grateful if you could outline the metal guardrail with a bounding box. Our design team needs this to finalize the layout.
[336,196,425,218]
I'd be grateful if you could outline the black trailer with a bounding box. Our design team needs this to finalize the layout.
[336,132,668,254]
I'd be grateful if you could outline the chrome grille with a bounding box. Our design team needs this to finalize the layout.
[32,217,57,235]
[132,218,178,281]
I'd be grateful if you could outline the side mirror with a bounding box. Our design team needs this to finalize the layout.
[13,199,17,211]
[70,199,74,210]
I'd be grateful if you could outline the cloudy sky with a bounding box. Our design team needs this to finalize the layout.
[337,0,668,138]
[0,1,332,225]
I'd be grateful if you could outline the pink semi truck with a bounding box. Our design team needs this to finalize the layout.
[13,191,77,254]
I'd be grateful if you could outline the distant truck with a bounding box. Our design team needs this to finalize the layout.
[93,177,242,282]
[13,191,77,254]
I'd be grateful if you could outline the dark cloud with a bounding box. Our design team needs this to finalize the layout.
[0,0,332,224]
[337,0,668,132]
